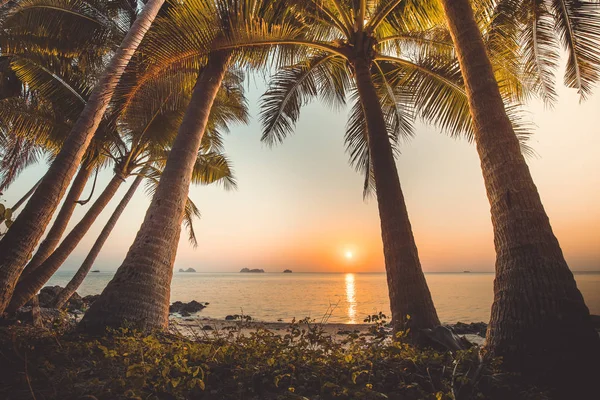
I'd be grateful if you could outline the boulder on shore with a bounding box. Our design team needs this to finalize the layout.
[35,286,85,311]
[169,300,207,315]
[449,321,487,337]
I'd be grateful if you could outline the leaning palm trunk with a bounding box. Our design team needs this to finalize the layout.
[80,51,231,333]
[52,174,143,309]
[19,162,93,280]
[0,0,165,315]
[6,173,126,312]
[352,57,440,334]
[441,0,599,386]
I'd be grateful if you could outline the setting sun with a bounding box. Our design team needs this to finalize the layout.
[345,251,354,260]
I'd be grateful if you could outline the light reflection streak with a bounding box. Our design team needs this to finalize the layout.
[345,273,356,324]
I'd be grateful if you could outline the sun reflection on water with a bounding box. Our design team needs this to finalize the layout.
[345,273,356,324]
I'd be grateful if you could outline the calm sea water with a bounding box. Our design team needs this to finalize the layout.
[47,271,600,324]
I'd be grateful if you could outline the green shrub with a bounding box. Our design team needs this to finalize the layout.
[0,320,548,400]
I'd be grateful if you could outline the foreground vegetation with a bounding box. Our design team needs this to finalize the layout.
[0,318,549,400]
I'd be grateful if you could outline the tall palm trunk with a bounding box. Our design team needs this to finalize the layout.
[19,162,93,280]
[80,51,231,333]
[352,56,439,334]
[10,178,42,212]
[6,173,126,312]
[52,174,143,309]
[0,0,165,315]
[441,0,599,386]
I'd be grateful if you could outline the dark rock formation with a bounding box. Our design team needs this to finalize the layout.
[82,294,100,306]
[178,268,197,273]
[283,269,292,273]
[169,300,207,315]
[240,268,264,273]
[449,321,487,337]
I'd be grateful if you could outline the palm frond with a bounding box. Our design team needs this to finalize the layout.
[260,52,350,145]
[549,0,600,99]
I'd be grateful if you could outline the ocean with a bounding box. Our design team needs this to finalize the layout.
[47,271,600,324]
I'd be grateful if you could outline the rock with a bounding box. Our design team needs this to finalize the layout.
[65,292,84,312]
[15,306,62,324]
[225,315,236,320]
[83,294,100,306]
[240,268,264,273]
[422,326,472,352]
[283,269,292,273]
[450,321,487,337]
[179,268,196,273]
[202,325,213,330]
[37,286,63,307]
[169,300,206,315]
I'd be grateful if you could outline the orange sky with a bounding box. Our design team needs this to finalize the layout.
[4,74,600,273]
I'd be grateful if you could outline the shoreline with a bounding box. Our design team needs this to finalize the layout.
[169,316,488,345]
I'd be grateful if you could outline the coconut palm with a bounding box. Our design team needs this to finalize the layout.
[233,0,533,333]
[0,5,125,281]
[4,57,244,312]
[51,150,236,309]
[439,0,600,387]
[0,0,165,315]
[79,0,297,332]
[80,0,532,333]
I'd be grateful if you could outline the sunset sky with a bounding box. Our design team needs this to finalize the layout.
[3,75,600,273]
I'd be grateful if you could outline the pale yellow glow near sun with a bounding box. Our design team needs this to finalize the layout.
[345,251,353,260]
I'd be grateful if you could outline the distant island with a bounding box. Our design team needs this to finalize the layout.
[179,268,197,273]
[240,268,264,273]
[91,270,100,273]
[283,269,292,273]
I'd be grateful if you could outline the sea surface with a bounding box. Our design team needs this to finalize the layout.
[47,271,600,324]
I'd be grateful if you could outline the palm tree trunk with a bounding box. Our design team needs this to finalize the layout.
[80,51,231,333]
[10,178,42,212]
[0,0,164,315]
[19,162,93,280]
[441,0,599,386]
[352,57,440,334]
[52,174,143,309]
[5,173,126,313]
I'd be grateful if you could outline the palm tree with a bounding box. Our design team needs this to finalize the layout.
[3,52,244,312]
[79,0,283,332]
[80,0,532,333]
[0,0,129,281]
[236,0,487,334]
[440,0,600,387]
[0,0,165,315]
[52,151,236,309]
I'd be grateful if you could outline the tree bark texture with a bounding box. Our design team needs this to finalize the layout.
[80,51,231,333]
[0,0,165,315]
[6,173,126,312]
[52,174,143,309]
[441,0,599,388]
[19,162,93,280]
[353,57,440,334]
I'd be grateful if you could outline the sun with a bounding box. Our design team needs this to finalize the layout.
[345,251,354,260]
